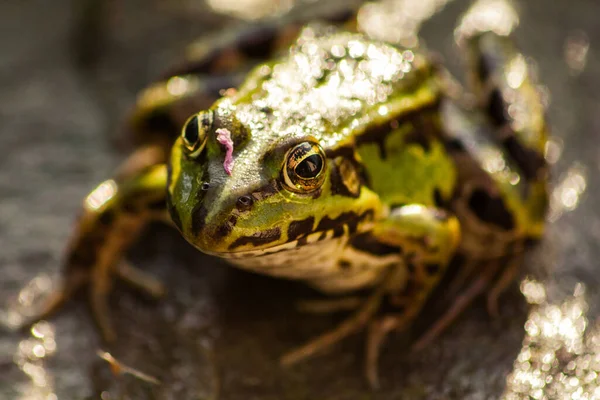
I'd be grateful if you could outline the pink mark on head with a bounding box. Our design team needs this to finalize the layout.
[216,128,234,175]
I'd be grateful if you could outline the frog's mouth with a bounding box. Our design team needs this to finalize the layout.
[204,227,346,259]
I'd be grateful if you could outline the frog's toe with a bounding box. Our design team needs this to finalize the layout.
[116,260,166,299]
[90,281,117,343]
[280,282,386,368]
[365,315,406,389]
[412,260,502,352]
[486,254,523,318]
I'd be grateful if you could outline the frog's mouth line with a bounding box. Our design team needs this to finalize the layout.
[206,228,343,259]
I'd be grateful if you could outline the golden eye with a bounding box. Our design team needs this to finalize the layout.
[283,142,326,193]
[182,111,212,158]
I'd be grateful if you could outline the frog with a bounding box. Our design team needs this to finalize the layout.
[24,0,549,388]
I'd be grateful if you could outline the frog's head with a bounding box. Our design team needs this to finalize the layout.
[166,101,379,258]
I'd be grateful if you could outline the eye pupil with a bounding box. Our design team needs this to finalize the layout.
[295,154,323,178]
[184,116,199,145]
[283,141,326,193]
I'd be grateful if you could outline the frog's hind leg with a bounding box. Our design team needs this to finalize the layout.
[21,146,169,342]
[460,21,550,280]
[421,15,551,350]
[411,253,514,352]
[459,17,550,199]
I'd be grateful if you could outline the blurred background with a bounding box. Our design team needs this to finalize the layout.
[0,0,598,398]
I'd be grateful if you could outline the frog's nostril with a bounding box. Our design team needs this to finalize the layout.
[236,195,253,211]
[201,182,211,191]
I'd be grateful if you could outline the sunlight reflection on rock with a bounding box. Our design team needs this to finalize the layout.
[13,322,57,400]
[206,0,297,20]
[564,30,589,76]
[503,280,600,399]
[358,0,454,47]
[548,164,587,222]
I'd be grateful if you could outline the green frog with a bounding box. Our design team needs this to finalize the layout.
[26,1,549,387]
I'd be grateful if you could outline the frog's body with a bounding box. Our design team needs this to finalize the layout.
[28,3,549,387]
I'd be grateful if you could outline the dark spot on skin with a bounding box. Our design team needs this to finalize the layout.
[318,231,328,241]
[259,105,273,114]
[356,120,391,159]
[247,179,279,202]
[316,210,374,236]
[333,226,345,238]
[339,260,352,270]
[355,103,440,160]
[307,187,324,200]
[488,89,507,127]
[288,217,315,241]
[201,182,211,191]
[228,227,282,249]
[236,195,254,211]
[502,136,547,181]
[215,215,237,239]
[191,204,209,235]
[297,237,308,247]
[350,233,400,255]
[445,138,466,153]
[404,129,431,152]
[468,188,515,230]
[425,263,440,276]
[433,189,445,208]
[329,159,361,198]
[407,262,416,274]
[325,145,356,160]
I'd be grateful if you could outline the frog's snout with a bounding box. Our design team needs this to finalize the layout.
[186,191,259,255]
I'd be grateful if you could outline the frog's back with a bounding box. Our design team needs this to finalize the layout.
[226,24,457,208]
[230,25,439,154]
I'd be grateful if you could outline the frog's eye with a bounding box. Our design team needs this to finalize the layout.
[182,111,212,158]
[283,142,326,193]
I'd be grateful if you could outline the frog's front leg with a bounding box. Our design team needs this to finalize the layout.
[281,205,460,389]
[22,146,169,342]
[365,204,460,387]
